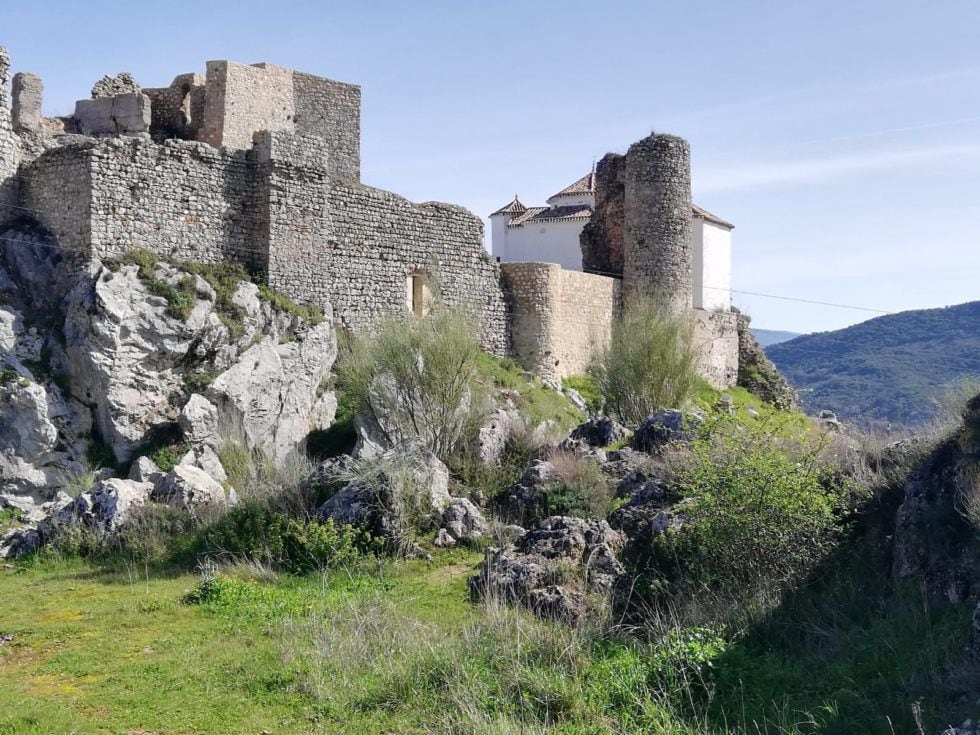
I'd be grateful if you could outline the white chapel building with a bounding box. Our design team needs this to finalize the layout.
[490,171,734,311]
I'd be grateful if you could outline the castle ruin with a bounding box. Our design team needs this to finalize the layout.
[0,47,738,389]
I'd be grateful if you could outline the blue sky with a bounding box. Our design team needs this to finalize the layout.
[5,0,980,333]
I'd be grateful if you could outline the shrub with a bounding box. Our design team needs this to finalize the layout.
[195,502,368,574]
[589,295,698,426]
[337,303,487,461]
[647,419,844,596]
[543,449,611,518]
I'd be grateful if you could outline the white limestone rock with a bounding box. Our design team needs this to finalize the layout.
[207,319,337,464]
[178,444,228,485]
[63,262,226,462]
[152,464,234,508]
[178,394,219,448]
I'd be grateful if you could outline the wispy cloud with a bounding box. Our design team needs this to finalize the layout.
[696,144,980,193]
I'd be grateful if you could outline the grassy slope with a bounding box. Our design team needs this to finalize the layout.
[0,553,478,735]
[1,541,970,735]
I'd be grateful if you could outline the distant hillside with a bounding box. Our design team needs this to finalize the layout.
[765,301,980,426]
[752,328,801,347]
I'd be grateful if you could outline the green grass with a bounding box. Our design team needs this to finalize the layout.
[0,534,969,735]
[696,380,814,439]
[475,353,584,434]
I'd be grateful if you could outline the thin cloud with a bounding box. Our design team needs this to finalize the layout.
[696,144,980,193]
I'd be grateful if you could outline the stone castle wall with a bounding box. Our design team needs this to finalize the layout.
[200,61,295,151]
[692,309,739,389]
[502,263,620,382]
[502,260,734,388]
[0,48,19,216]
[196,61,360,182]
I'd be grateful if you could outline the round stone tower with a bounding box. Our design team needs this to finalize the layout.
[622,133,693,316]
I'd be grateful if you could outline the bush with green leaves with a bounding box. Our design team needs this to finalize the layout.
[195,502,370,574]
[337,303,487,461]
[589,295,698,426]
[645,419,844,596]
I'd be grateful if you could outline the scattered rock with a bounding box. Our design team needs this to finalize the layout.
[569,416,632,448]
[128,456,163,484]
[631,410,702,452]
[318,443,451,541]
[178,444,228,485]
[470,516,625,620]
[438,497,490,545]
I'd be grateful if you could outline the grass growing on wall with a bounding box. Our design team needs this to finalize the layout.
[105,250,322,339]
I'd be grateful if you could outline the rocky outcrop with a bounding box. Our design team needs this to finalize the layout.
[207,319,336,464]
[0,234,339,512]
[735,311,797,411]
[318,443,452,541]
[470,516,625,620]
[893,399,980,604]
[65,262,227,461]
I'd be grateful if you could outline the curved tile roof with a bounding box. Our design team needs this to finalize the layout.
[490,195,527,217]
[547,172,595,201]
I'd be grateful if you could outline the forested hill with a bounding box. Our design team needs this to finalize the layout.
[765,301,980,427]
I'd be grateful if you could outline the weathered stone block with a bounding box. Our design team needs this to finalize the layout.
[74,92,150,136]
[12,72,43,133]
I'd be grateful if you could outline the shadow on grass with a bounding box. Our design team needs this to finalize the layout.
[689,483,973,735]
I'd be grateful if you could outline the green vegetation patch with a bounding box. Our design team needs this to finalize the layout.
[474,353,583,433]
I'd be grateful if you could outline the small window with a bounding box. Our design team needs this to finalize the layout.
[406,271,431,318]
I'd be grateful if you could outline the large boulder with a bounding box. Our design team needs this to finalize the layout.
[178,394,220,448]
[631,410,703,452]
[207,319,337,464]
[435,497,490,547]
[470,516,625,620]
[569,417,632,449]
[152,465,234,508]
[317,442,451,540]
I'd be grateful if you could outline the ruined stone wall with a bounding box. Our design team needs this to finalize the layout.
[200,61,295,151]
[0,47,20,222]
[623,134,693,315]
[692,309,739,390]
[580,153,625,276]
[502,262,620,381]
[293,71,360,182]
[20,142,93,248]
[144,73,206,141]
[85,137,261,265]
[259,142,507,353]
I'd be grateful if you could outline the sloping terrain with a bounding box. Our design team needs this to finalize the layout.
[766,301,980,426]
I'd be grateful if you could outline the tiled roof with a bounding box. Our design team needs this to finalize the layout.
[491,196,527,217]
[548,172,595,201]
[507,204,593,227]
[692,203,734,230]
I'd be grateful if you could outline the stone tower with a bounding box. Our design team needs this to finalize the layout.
[622,133,693,315]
